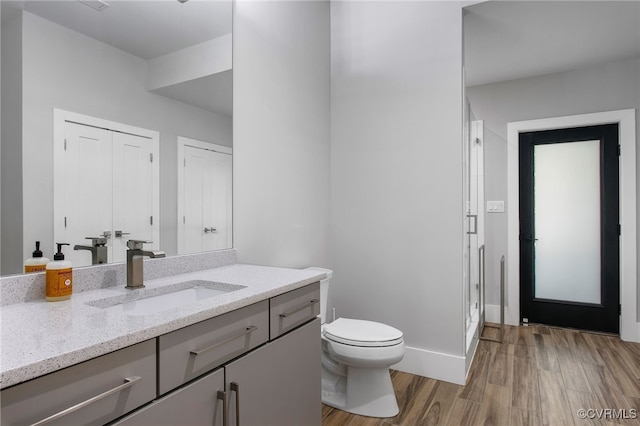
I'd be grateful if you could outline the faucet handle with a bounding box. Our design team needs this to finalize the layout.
[127,239,153,250]
[85,237,108,246]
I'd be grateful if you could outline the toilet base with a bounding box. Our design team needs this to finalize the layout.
[321,365,399,418]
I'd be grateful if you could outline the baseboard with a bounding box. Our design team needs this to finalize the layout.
[485,304,501,324]
[391,346,467,385]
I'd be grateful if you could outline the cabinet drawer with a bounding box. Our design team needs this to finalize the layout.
[270,282,320,339]
[0,339,156,426]
[113,368,225,426]
[158,300,269,395]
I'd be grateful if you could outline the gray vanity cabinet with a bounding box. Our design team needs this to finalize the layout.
[1,283,321,426]
[0,340,156,426]
[111,368,225,426]
[225,318,321,426]
[157,300,269,395]
[269,283,321,339]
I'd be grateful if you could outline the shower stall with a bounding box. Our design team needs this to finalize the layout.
[463,103,485,365]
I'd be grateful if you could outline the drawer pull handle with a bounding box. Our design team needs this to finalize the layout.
[29,376,141,426]
[190,326,258,356]
[279,299,320,318]
[230,382,240,425]
[217,390,228,426]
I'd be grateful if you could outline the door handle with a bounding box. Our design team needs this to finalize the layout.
[230,382,240,426]
[100,231,112,238]
[29,376,141,426]
[217,391,228,426]
[204,227,217,233]
[115,230,131,238]
[520,234,538,242]
[467,214,478,235]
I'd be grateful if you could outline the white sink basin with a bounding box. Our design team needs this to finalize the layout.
[86,280,245,316]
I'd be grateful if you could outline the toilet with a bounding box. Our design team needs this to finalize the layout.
[306,267,405,418]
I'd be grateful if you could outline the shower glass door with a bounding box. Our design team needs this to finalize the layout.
[464,108,485,349]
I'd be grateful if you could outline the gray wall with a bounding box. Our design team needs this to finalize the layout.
[330,1,465,358]
[233,1,331,268]
[4,10,231,273]
[467,57,640,320]
[1,8,22,275]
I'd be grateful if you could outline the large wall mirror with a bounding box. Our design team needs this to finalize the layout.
[1,0,233,275]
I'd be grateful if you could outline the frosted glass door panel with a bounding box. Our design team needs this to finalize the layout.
[534,140,601,304]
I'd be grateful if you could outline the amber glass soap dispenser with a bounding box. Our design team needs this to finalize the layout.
[46,243,73,301]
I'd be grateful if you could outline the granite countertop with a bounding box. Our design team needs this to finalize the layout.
[0,263,325,389]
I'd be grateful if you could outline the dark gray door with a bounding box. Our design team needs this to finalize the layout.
[519,124,619,333]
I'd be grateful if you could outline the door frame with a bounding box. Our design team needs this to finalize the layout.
[506,109,637,342]
[53,109,160,257]
[176,136,232,254]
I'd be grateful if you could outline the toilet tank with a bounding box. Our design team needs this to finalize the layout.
[305,267,333,324]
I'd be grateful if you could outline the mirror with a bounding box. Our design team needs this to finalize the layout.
[1,0,233,275]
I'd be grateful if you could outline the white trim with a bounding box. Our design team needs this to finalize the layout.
[507,109,638,342]
[392,346,467,385]
[176,136,233,254]
[484,304,501,324]
[53,109,160,253]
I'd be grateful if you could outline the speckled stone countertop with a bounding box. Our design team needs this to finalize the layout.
[0,259,325,389]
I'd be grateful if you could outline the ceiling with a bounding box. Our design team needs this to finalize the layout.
[5,0,233,117]
[464,1,640,87]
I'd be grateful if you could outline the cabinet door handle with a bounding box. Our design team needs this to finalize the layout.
[230,382,240,426]
[217,390,228,426]
[190,326,258,356]
[29,376,141,426]
[279,299,320,318]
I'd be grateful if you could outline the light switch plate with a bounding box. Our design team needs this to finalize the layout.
[487,200,505,213]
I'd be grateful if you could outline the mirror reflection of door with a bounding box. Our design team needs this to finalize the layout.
[54,110,160,267]
[112,132,155,262]
[60,122,112,267]
[177,137,232,254]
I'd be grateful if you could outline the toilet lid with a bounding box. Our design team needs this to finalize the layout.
[323,318,403,347]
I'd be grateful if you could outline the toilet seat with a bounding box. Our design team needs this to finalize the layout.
[323,318,403,347]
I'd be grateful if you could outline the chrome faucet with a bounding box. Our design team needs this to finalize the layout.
[74,237,108,265]
[126,239,165,289]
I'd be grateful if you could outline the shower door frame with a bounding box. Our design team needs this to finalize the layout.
[464,118,485,351]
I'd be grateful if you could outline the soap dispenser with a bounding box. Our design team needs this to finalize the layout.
[46,243,73,301]
[24,241,50,273]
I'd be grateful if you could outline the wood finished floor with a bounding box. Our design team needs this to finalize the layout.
[322,324,640,426]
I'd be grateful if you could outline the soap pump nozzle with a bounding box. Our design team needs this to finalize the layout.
[32,241,44,258]
[54,243,70,261]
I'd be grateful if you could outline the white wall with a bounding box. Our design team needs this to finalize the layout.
[467,57,640,322]
[331,1,466,383]
[14,11,231,270]
[233,1,330,268]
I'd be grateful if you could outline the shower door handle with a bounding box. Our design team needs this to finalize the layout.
[467,214,478,235]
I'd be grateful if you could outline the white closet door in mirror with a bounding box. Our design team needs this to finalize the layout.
[178,139,232,254]
[112,132,155,262]
[61,122,113,267]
